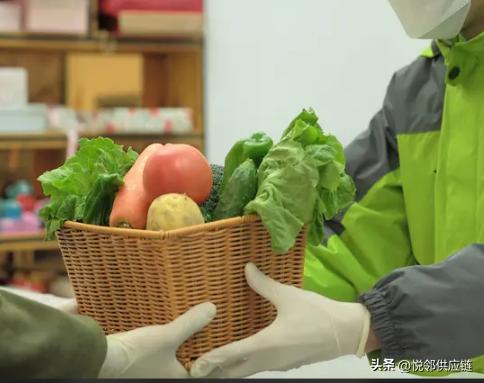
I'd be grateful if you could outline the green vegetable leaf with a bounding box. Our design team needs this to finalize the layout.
[245,141,319,253]
[245,109,355,254]
[83,174,125,226]
[281,108,320,139]
[38,137,138,239]
[320,173,355,220]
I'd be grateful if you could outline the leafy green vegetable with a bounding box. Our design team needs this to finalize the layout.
[38,137,138,239]
[245,109,355,254]
[221,132,273,192]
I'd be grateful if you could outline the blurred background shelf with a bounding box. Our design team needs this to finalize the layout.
[0,231,62,294]
[0,0,205,294]
[0,34,203,53]
[0,131,204,151]
[0,231,58,253]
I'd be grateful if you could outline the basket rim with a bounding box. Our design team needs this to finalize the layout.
[61,215,261,239]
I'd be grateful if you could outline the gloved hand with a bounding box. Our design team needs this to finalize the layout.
[191,264,371,378]
[56,298,78,314]
[99,302,216,379]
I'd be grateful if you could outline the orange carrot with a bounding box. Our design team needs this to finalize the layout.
[109,143,163,229]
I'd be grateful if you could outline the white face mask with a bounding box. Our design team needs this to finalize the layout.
[389,0,472,39]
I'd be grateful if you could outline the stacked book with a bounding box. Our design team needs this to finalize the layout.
[100,0,204,38]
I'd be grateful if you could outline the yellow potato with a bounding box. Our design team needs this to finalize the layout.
[146,193,204,231]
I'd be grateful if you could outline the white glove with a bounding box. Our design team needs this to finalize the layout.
[99,302,216,379]
[56,298,78,314]
[191,264,370,378]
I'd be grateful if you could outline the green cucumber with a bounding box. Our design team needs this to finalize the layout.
[213,159,257,220]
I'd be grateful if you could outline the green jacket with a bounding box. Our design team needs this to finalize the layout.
[304,32,484,375]
[0,290,106,378]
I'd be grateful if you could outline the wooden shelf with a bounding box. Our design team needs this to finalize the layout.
[13,257,65,273]
[0,131,67,150]
[0,6,205,278]
[0,34,202,54]
[0,231,58,253]
[0,130,204,151]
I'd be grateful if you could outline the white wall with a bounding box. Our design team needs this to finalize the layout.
[204,0,427,164]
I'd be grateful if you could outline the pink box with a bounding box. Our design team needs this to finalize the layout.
[23,0,89,35]
[0,1,21,33]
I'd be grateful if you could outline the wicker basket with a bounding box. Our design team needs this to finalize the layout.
[56,215,307,369]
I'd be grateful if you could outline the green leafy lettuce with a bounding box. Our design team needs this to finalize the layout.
[245,109,355,254]
[38,137,138,239]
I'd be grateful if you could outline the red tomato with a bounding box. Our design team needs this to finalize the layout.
[143,144,212,204]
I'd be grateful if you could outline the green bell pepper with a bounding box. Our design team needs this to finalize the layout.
[221,132,273,192]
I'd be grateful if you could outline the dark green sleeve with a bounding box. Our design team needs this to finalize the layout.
[0,290,107,378]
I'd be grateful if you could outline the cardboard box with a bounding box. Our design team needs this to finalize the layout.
[0,68,28,108]
[119,11,203,37]
[0,1,22,33]
[0,104,47,133]
[66,53,143,111]
[24,0,89,35]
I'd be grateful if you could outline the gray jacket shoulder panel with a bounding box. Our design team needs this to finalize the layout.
[387,53,446,136]
[344,52,445,202]
[344,107,398,202]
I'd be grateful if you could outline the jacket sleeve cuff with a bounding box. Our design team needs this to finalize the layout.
[0,291,107,378]
[358,289,405,360]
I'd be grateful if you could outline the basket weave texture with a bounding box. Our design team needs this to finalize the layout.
[57,215,307,369]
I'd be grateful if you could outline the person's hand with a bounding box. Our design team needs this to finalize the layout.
[191,264,371,378]
[99,302,216,379]
[56,298,78,314]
